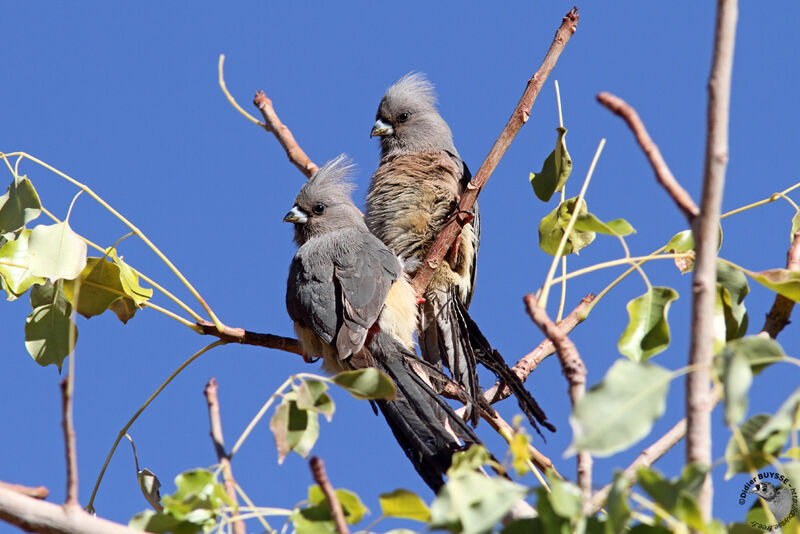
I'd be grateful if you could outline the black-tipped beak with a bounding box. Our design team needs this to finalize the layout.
[370,118,394,137]
[283,206,308,224]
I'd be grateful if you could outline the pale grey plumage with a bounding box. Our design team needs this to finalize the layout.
[749,482,794,522]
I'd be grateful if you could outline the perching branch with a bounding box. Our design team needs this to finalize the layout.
[203,379,245,534]
[761,229,800,337]
[253,91,319,178]
[523,294,591,512]
[596,92,699,223]
[309,457,349,534]
[0,483,140,534]
[410,7,580,297]
[686,0,737,521]
[195,320,304,356]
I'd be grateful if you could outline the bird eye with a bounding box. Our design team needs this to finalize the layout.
[397,112,410,123]
[312,203,325,215]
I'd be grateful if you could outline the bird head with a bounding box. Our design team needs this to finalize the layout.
[371,72,457,157]
[749,482,778,501]
[284,155,364,245]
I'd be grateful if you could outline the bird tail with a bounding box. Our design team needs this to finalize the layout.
[420,287,556,437]
[369,331,481,493]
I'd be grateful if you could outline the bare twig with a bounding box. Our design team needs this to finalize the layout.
[761,229,800,337]
[253,91,318,178]
[0,483,140,534]
[482,294,594,404]
[523,294,591,512]
[687,0,738,520]
[203,379,245,534]
[195,320,304,356]
[0,481,49,500]
[410,7,580,297]
[60,378,79,508]
[596,92,699,222]
[309,457,349,534]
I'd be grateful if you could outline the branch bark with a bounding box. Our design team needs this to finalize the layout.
[761,229,800,337]
[204,379,245,534]
[523,294,591,512]
[59,378,78,508]
[0,484,140,534]
[687,0,737,521]
[596,92,699,222]
[410,7,580,297]
[195,320,304,356]
[253,91,318,178]
[309,457,349,534]
[0,481,49,500]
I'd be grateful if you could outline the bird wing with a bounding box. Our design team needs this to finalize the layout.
[286,251,339,346]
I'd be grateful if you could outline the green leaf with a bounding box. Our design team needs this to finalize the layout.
[25,282,76,371]
[754,387,800,442]
[606,472,631,534]
[429,472,528,534]
[538,197,595,256]
[305,485,368,524]
[128,510,181,533]
[27,222,87,281]
[746,268,800,302]
[714,336,786,376]
[331,368,396,400]
[110,250,153,306]
[547,476,582,520]
[573,213,635,237]
[534,487,570,533]
[725,414,787,479]
[447,444,492,477]
[530,126,573,202]
[637,465,708,531]
[270,398,320,464]
[717,261,749,342]
[665,230,695,274]
[295,379,335,422]
[0,229,45,299]
[501,519,540,534]
[569,359,671,456]
[617,286,678,361]
[63,257,126,318]
[379,489,431,522]
[0,175,42,234]
[719,347,753,426]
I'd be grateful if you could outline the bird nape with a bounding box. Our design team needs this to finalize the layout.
[284,155,482,491]
[366,72,555,436]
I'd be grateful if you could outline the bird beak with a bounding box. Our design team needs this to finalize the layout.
[283,206,308,224]
[370,119,394,137]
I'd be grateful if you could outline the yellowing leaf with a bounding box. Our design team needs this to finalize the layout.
[0,230,45,299]
[379,489,431,522]
[27,222,87,281]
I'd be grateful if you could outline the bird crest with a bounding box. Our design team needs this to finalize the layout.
[299,154,356,206]
[383,72,437,110]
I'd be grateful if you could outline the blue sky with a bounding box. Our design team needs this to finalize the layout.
[2,1,800,530]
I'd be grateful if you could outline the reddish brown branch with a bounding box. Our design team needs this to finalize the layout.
[195,320,304,356]
[523,294,591,511]
[761,229,800,337]
[309,457,349,534]
[203,379,245,534]
[253,91,318,178]
[687,0,738,520]
[60,379,79,508]
[0,483,139,534]
[410,7,579,297]
[0,481,49,500]
[596,93,699,223]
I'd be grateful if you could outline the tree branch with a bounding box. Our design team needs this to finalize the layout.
[60,378,79,508]
[410,7,580,297]
[687,0,737,520]
[596,92,699,222]
[0,481,49,500]
[195,320,304,356]
[309,457,349,534]
[761,229,800,337]
[523,294,591,512]
[253,91,318,178]
[0,484,140,534]
[203,379,245,534]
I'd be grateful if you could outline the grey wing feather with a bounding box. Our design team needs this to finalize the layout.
[286,254,339,345]
[453,156,479,309]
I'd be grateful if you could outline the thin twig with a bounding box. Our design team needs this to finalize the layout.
[0,481,49,500]
[309,457,349,534]
[410,7,579,297]
[195,319,304,356]
[60,378,79,508]
[204,379,245,534]
[253,91,318,178]
[761,229,800,338]
[523,294,591,513]
[482,408,561,480]
[596,92,699,222]
[687,0,738,520]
